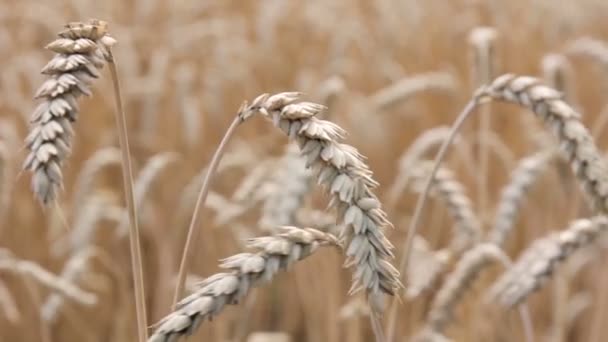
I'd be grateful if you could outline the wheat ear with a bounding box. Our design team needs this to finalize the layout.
[40,247,114,322]
[403,74,608,279]
[23,20,116,205]
[397,73,605,341]
[368,72,458,112]
[489,216,608,307]
[425,244,509,332]
[249,92,401,303]
[419,243,533,342]
[149,226,339,342]
[259,143,312,231]
[479,74,608,213]
[409,161,481,254]
[70,146,121,213]
[489,151,555,246]
[566,37,608,68]
[541,53,577,106]
[0,253,97,306]
[115,152,178,237]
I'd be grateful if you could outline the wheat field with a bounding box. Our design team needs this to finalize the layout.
[3,1,608,341]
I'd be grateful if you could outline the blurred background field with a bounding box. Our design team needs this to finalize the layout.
[2,0,608,341]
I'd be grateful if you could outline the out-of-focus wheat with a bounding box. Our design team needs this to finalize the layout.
[489,151,555,246]
[0,252,97,307]
[149,226,339,342]
[408,161,481,254]
[477,74,608,214]
[490,216,608,307]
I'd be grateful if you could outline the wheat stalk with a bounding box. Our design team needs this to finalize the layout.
[489,216,608,307]
[150,226,339,342]
[23,20,116,205]
[173,98,259,307]
[247,92,401,303]
[489,150,555,246]
[425,244,509,332]
[468,26,498,231]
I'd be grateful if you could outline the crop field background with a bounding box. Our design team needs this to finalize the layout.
[2,1,608,341]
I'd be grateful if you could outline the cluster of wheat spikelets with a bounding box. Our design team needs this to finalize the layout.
[4,1,608,342]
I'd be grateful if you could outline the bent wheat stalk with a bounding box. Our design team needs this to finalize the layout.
[404,74,608,278]
[397,73,608,340]
[23,20,116,205]
[150,226,339,342]
[173,98,260,307]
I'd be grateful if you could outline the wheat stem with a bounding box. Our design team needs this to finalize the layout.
[385,98,479,342]
[173,116,243,307]
[106,50,148,342]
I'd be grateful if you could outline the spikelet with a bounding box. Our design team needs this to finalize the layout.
[239,93,402,304]
[489,216,608,307]
[148,226,339,342]
[489,151,555,246]
[477,75,608,214]
[23,19,117,205]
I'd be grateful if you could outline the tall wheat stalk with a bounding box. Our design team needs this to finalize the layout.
[104,26,149,341]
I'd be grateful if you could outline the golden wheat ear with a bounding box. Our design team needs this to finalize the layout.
[150,227,339,342]
[23,20,116,205]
